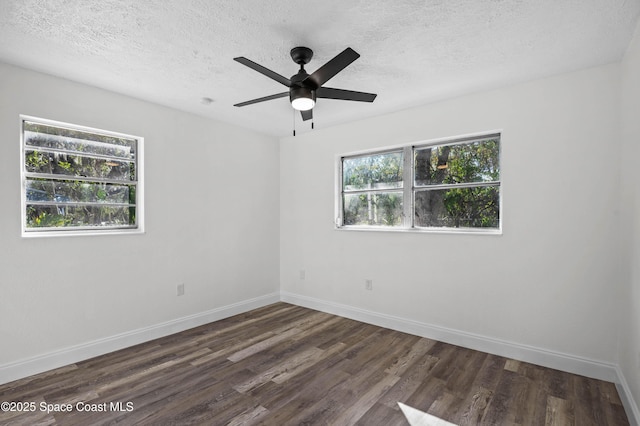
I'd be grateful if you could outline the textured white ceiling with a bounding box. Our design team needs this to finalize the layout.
[1,0,639,137]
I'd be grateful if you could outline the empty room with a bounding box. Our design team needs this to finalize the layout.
[1,1,640,425]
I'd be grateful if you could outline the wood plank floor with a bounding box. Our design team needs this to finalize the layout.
[0,303,629,425]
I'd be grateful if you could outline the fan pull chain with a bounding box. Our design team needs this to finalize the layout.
[292,109,296,137]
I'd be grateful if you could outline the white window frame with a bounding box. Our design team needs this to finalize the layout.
[20,115,144,238]
[336,132,501,234]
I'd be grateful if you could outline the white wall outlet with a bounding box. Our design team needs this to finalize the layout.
[300,270,306,280]
[365,279,373,291]
[177,283,185,296]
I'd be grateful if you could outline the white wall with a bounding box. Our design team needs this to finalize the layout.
[0,63,280,371]
[280,63,623,370]
[620,19,640,418]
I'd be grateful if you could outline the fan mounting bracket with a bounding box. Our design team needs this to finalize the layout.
[290,47,313,65]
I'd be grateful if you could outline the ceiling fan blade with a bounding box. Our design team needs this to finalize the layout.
[234,92,289,107]
[304,47,360,88]
[317,87,377,102]
[301,109,313,121]
[234,57,292,87]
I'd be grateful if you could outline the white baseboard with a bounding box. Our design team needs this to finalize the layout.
[616,366,640,426]
[281,292,640,424]
[0,292,280,386]
[280,292,618,381]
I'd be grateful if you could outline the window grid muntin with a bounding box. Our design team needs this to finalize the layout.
[23,172,137,186]
[414,181,500,191]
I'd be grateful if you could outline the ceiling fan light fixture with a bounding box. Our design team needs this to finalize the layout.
[234,47,376,122]
[290,87,316,111]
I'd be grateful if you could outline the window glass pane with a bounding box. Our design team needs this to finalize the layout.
[414,186,500,228]
[24,122,135,157]
[24,131,134,159]
[343,151,403,191]
[343,192,403,226]
[25,150,133,181]
[26,204,136,228]
[26,179,134,204]
[414,139,499,186]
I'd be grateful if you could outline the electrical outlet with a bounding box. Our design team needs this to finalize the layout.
[177,283,185,296]
[300,270,306,280]
[637,351,640,370]
[365,279,373,291]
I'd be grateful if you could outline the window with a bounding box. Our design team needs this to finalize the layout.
[21,116,143,236]
[342,150,404,226]
[337,133,500,232]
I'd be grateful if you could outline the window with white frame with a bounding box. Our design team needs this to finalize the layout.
[341,149,405,227]
[338,133,500,232]
[21,116,143,236]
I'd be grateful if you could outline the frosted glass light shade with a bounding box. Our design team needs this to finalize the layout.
[291,97,315,111]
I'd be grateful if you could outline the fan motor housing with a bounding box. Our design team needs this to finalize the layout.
[290,86,316,107]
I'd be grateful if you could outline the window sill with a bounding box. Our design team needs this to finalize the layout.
[21,228,145,238]
[335,225,502,236]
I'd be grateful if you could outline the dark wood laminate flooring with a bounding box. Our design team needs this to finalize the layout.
[0,303,629,425]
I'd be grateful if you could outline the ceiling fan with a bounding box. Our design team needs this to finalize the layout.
[233,47,377,123]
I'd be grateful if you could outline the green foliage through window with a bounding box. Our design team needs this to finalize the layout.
[339,135,500,231]
[342,151,404,226]
[22,117,141,234]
